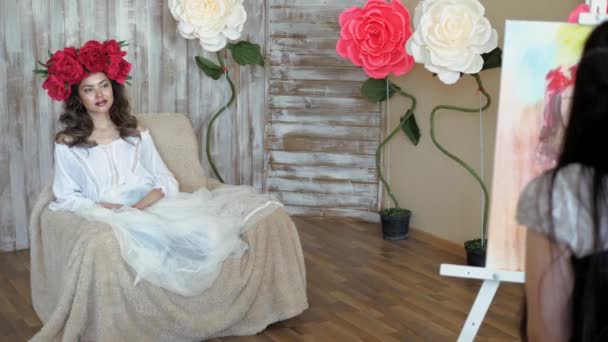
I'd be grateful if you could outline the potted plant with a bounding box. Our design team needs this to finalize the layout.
[336,0,421,240]
[378,207,412,240]
[405,0,502,262]
[364,81,419,240]
[464,238,487,267]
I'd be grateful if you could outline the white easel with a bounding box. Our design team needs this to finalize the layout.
[440,2,608,341]
[439,265,524,341]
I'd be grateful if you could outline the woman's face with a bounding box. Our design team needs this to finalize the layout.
[78,72,114,116]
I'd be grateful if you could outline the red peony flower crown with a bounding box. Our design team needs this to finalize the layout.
[34,39,133,101]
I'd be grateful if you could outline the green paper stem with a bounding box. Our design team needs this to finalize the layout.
[429,73,491,246]
[394,88,418,110]
[205,51,234,183]
[376,81,417,209]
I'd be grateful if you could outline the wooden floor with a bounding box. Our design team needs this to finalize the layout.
[0,217,523,341]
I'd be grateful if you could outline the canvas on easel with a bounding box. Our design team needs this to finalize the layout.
[486,21,593,271]
[440,18,596,342]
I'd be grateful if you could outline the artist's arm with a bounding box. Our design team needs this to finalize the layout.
[525,229,573,342]
[132,188,164,210]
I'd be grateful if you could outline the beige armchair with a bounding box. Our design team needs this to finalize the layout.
[29,113,308,341]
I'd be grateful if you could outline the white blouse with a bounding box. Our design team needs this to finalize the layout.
[49,130,179,211]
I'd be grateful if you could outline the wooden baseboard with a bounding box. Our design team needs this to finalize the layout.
[299,215,465,258]
[408,227,466,258]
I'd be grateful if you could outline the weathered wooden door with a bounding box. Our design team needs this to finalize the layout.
[264,0,382,222]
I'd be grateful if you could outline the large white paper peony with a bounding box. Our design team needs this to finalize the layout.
[169,0,247,52]
[406,0,498,84]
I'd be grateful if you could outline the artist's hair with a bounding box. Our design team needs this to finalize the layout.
[522,21,608,342]
[557,21,608,341]
[55,78,139,147]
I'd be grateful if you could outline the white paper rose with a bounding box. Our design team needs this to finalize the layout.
[406,0,498,84]
[169,0,247,52]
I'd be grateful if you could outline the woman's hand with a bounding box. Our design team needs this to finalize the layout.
[132,188,165,210]
[99,202,123,210]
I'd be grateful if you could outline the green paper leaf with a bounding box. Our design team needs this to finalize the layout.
[481,47,502,71]
[227,41,264,66]
[38,60,47,68]
[33,69,48,75]
[400,110,421,146]
[361,78,396,103]
[195,56,224,80]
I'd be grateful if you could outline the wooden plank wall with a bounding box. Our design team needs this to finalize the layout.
[265,0,382,222]
[0,0,265,251]
[1,0,383,251]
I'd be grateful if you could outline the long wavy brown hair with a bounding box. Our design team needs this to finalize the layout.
[55,79,140,147]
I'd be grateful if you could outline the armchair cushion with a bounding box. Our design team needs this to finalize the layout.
[137,113,209,193]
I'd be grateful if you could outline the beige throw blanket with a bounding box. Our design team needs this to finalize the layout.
[29,183,308,341]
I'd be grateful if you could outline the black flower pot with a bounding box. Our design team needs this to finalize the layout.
[380,210,411,240]
[464,238,487,267]
[465,249,486,267]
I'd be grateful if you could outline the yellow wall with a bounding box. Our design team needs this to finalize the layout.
[387,0,582,243]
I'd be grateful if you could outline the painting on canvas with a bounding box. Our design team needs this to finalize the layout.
[486,20,593,271]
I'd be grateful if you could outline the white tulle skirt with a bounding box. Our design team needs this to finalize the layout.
[75,183,283,296]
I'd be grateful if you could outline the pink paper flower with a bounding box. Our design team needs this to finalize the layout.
[336,0,414,79]
[568,4,590,23]
[568,3,608,23]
